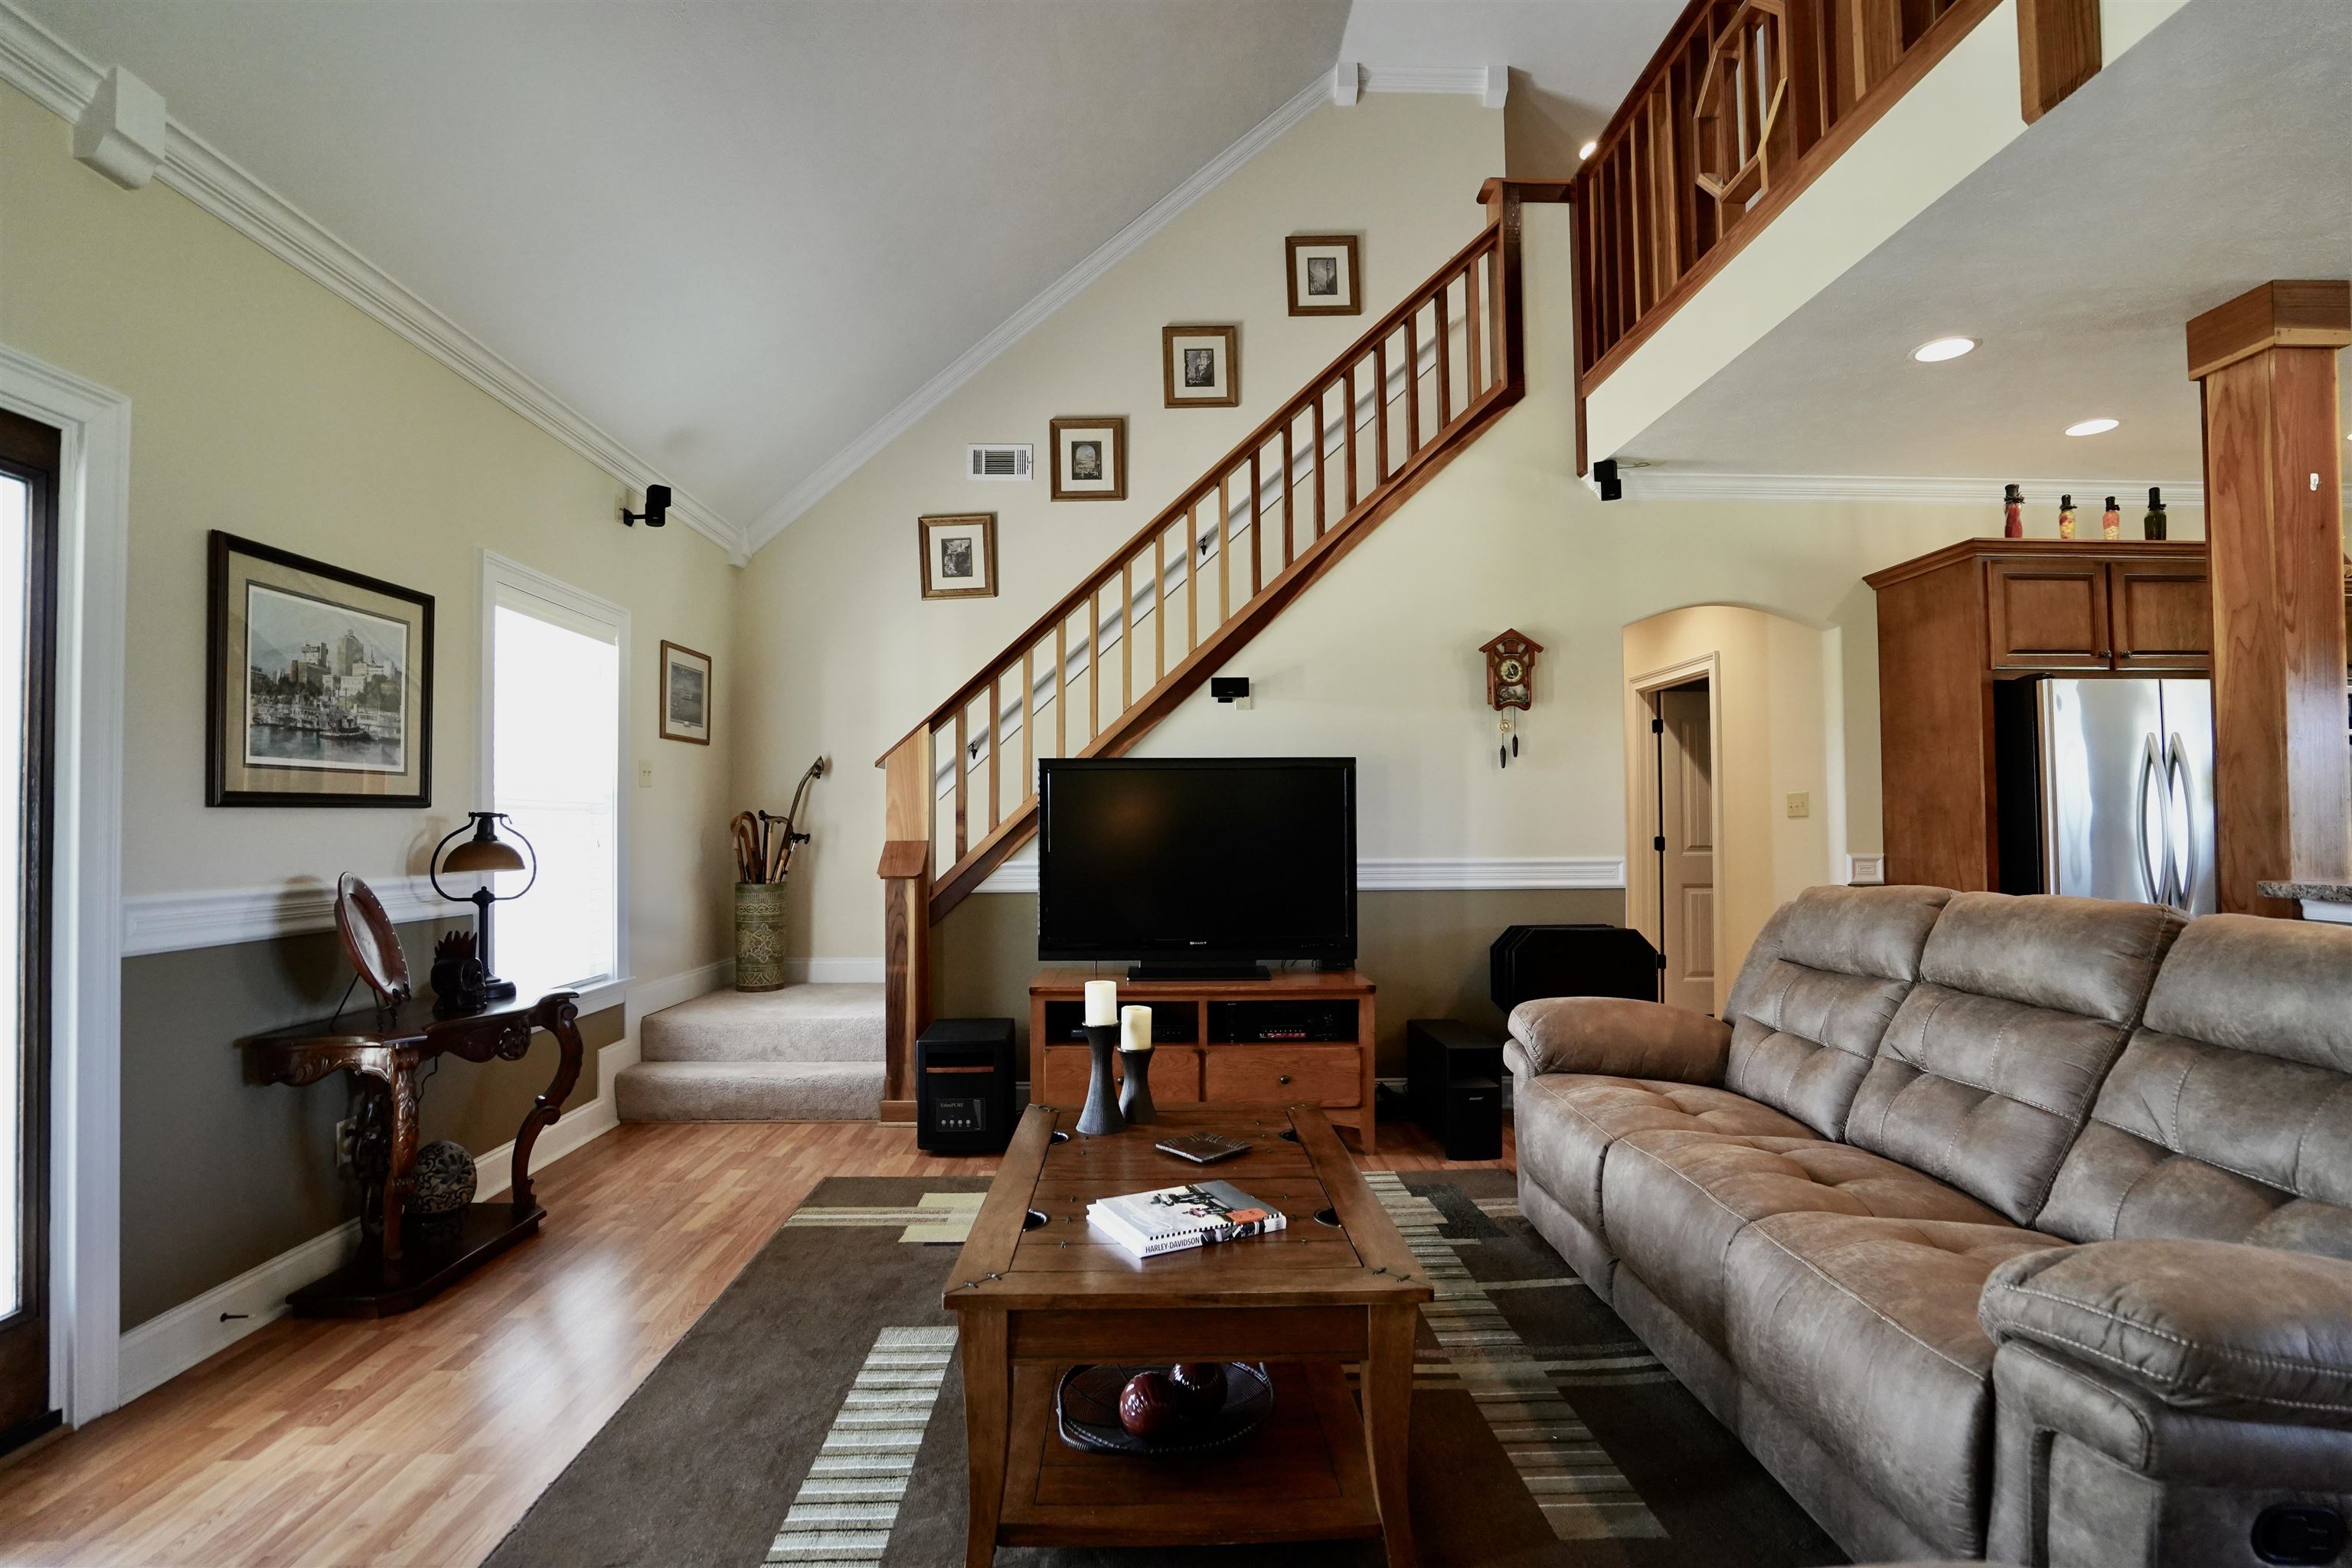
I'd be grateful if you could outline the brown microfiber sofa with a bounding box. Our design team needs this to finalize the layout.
[1506,885,2352,1566]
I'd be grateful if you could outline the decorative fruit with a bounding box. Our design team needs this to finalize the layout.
[1168,1361,1227,1416]
[1117,1371,1184,1439]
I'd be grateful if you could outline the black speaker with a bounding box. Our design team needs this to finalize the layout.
[916,1018,1015,1154]
[1490,923,1660,1013]
[1593,457,1622,501]
[1406,1018,1504,1161]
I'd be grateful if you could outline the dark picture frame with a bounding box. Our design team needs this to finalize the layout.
[1047,417,1128,501]
[1160,325,1240,408]
[1285,234,1362,316]
[659,639,714,744]
[205,531,435,807]
[919,512,999,599]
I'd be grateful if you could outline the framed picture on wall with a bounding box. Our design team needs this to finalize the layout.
[205,531,434,807]
[659,640,713,743]
[1049,416,1127,501]
[1161,325,1239,408]
[919,511,998,599]
[1285,234,1361,315]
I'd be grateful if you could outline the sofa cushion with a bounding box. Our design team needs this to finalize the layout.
[1720,884,1952,1138]
[1606,1129,2007,1347]
[1726,1211,2067,1555]
[2038,914,2352,1259]
[1513,1072,1815,1236]
[1845,893,2183,1224]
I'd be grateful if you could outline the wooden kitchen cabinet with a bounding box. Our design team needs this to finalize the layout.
[1867,539,2212,893]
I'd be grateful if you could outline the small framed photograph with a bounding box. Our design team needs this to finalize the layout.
[206,531,433,807]
[1285,234,1361,316]
[659,640,713,744]
[1161,325,1239,408]
[1049,417,1127,501]
[920,511,998,599]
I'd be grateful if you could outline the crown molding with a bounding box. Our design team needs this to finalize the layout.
[1357,64,1508,106]
[1602,469,2216,509]
[972,853,1625,897]
[745,72,1338,553]
[0,2,750,564]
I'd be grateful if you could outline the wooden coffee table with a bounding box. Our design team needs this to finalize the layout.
[943,1102,1431,1567]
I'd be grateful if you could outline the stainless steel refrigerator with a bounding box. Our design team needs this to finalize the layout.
[1994,678,2216,915]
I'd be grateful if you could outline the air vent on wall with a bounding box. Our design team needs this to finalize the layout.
[969,444,1033,480]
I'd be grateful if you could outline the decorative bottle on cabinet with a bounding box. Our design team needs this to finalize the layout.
[2004,483,2024,540]
[2058,494,2078,540]
[2144,486,2168,541]
[2102,496,2122,540]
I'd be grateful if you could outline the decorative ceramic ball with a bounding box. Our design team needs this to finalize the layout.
[408,1139,477,1217]
[1168,1362,1227,1417]
[1117,1371,1184,1440]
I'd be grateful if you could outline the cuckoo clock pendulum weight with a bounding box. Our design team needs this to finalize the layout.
[1481,629,1541,768]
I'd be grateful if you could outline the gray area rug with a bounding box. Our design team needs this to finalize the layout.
[484,1171,1844,1568]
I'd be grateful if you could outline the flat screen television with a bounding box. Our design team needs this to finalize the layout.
[1037,756,1356,978]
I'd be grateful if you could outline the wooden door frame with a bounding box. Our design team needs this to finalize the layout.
[1,345,129,1426]
[1625,653,1726,1014]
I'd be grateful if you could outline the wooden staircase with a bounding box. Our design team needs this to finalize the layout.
[875,179,1563,1117]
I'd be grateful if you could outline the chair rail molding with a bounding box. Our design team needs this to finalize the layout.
[121,876,445,956]
[0,2,746,564]
[0,341,130,1426]
[975,854,1625,895]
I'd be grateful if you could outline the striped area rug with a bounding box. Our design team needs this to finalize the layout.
[486,1171,1843,1568]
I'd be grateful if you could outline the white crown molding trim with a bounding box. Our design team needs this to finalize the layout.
[1360,64,1508,103]
[1846,854,1887,886]
[974,854,1625,896]
[1603,469,2224,509]
[746,70,1335,552]
[0,2,749,565]
[121,875,449,957]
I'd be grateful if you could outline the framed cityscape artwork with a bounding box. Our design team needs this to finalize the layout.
[659,640,713,743]
[206,531,434,806]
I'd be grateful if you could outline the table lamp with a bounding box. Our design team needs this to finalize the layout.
[428,811,537,1000]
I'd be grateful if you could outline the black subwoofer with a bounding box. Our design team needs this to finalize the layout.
[1406,1018,1504,1161]
[916,1018,1015,1155]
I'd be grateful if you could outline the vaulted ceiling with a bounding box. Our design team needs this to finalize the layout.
[17,0,1683,552]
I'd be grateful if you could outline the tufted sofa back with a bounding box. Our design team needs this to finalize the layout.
[1842,893,2184,1223]
[1720,884,1952,1138]
[2037,913,2352,1259]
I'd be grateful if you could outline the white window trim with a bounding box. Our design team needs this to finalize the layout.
[477,550,632,1001]
[1,344,129,1426]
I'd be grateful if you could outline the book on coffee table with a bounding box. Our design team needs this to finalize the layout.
[1088,1180,1289,1258]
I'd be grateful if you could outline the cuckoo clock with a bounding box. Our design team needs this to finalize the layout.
[1480,629,1542,766]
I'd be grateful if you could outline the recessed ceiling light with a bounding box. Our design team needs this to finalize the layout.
[1578,140,1597,160]
[1910,336,1977,363]
[2065,418,2121,437]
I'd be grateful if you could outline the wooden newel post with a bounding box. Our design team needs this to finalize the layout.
[2187,280,2352,916]
[879,729,933,1121]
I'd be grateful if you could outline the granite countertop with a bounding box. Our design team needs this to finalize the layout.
[2258,880,2352,903]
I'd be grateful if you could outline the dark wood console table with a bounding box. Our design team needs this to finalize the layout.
[240,986,583,1317]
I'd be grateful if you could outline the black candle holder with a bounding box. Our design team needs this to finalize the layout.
[1118,1044,1158,1124]
[1077,1024,1125,1136]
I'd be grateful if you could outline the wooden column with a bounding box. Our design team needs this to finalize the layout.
[2016,0,2102,124]
[2187,281,2352,916]
[878,730,933,1120]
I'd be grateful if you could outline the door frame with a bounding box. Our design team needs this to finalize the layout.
[1625,653,1726,1013]
[0,345,129,1426]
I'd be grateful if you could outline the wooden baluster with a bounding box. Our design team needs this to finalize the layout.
[1343,364,1359,511]
[1185,499,1198,651]
[1465,253,1484,394]
[1434,283,1452,425]
[1119,557,1132,710]
[1153,527,1165,681]
[1280,416,1295,567]
[1087,584,1099,743]
[986,675,1000,831]
[1217,471,1230,624]
[1405,308,1423,454]
[1374,338,1390,484]
[952,704,969,861]
[1312,388,1328,536]
[1020,646,1033,801]
[1054,620,1067,759]
[1248,448,1262,596]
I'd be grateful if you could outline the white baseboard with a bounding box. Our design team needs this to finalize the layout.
[786,956,885,983]
[116,1220,361,1406]
[472,1080,622,1201]
[629,958,733,1024]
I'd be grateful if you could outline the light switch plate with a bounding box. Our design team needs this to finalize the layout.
[1786,792,1810,818]
[637,761,654,789]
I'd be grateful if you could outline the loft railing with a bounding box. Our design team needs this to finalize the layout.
[1571,0,2099,430]
[874,181,1556,1115]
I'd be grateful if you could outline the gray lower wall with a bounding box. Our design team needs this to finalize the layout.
[119,916,619,1330]
[936,887,1626,1077]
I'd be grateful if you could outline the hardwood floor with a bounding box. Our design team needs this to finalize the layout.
[0,1113,1511,1567]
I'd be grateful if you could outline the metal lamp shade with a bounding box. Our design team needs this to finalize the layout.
[439,837,527,874]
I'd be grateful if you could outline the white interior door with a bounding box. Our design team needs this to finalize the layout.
[1658,683,1716,1015]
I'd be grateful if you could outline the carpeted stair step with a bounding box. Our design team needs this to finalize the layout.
[639,983,884,1063]
[614,1060,884,1122]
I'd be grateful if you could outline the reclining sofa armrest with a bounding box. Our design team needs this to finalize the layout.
[1981,1240,2352,1426]
[1504,995,1730,1085]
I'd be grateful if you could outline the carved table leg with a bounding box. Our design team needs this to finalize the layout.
[378,1048,422,1269]
[511,995,584,1211]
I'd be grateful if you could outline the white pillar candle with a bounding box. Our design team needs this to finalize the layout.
[1119,1004,1153,1052]
[1083,979,1118,1027]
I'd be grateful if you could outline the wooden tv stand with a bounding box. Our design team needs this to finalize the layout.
[1029,969,1378,1152]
